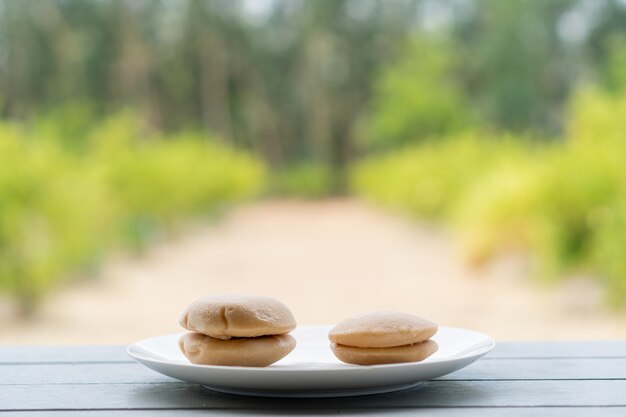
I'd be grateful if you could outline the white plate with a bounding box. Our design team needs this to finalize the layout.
[127,325,494,398]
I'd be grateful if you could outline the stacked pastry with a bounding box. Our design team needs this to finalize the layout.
[178,295,297,367]
[329,311,438,365]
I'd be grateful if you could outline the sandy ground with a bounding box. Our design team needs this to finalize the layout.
[2,199,626,345]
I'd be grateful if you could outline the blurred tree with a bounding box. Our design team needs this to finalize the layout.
[452,0,577,134]
[599,34,626,93]
[0,0,419,191]
[586,0,626,91]
[363,37,469,150]
[1,0,626,178]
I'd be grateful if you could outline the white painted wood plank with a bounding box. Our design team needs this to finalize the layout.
[0,346,130,364]
[488,341,626,358]
[1,380,625,410]
[2,358,626,386]
[2,408,626,417]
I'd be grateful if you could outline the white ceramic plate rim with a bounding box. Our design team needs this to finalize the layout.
[127,325,495,371]
[127,325,495,397]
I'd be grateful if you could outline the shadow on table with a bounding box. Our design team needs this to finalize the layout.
[129,380,490,413]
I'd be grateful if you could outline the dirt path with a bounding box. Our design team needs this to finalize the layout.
[2,199,625,345]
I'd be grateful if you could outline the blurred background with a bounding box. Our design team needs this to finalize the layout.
[1,0,626,344]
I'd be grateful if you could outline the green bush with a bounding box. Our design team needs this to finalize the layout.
[591,198,626,306]
[456,145,622,274]
[351,132,526,220]
[457,89,626,293]
[0,124,115,311]
[269,164,334,199]
[452,150,544,266]
[352,88,626,305]
[90,115,266,248]
[362,39,469,151]
[0,114,265,313]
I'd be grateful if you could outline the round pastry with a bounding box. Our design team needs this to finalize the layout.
[331,339,438,365]
[179,332,296,367]
[329,311,438,348]
[179,294,297,340]
[329,311,439,365]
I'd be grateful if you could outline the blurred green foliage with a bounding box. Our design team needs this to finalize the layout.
[2,0,626,176]
[270,165,335,199]
[363,39,469,150]
[353,88,626,306]
[0,113,265,313]
[450,0,577,133]
[602,34,626,94]
[2,0,626,309]
[352,132,527,219]
[0,0,419,188]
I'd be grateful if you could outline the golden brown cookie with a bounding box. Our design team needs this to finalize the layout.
[329,311,438,348]
[179,295,297,340]
[331,339,438,365]
[179,332,296,367]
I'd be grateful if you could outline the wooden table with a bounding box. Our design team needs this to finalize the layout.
[2,341,625,416]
